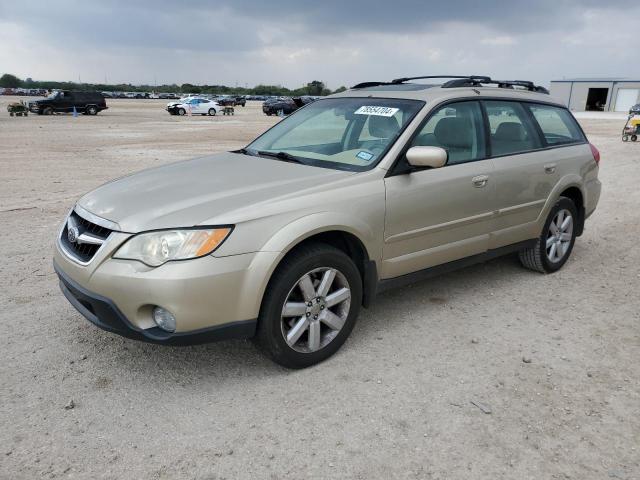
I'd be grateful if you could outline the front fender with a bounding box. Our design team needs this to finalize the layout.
[238,213,381,319]
[260,212,378,258]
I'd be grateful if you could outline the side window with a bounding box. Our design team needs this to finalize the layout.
[410,101,485,165]
[526,104,584,145]
[484,101,540,156]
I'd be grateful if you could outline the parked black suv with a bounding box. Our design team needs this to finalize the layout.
[29,91,108,115]
[262,96,315,116]
[217,95,246,107]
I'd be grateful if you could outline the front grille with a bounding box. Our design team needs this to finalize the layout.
[60,210,112,264]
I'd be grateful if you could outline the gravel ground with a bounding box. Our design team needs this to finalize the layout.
[1,97,639,480]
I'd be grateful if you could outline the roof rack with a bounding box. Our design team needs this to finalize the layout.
[351,75,549,94]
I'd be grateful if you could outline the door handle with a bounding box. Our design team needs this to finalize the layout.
[472,175,489,188]
[544,163,557,174]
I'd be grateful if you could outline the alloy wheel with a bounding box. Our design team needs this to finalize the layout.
[546,209,573,263]
[280,267,351,353]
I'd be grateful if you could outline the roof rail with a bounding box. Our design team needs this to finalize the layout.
[391,75,491,84]
[351,81,391,89]
[441,77,549,94]
[351,75,549,94]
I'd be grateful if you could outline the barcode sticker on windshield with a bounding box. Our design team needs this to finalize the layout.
[354,106,399,117]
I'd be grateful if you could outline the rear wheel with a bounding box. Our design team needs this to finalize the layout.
[255,243,362,368]
[43,107,54,115]
[208,108,216,116]
[632,135,638,142]
[519,197,577,273]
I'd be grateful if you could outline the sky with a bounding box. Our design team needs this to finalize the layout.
[0,0,638,89]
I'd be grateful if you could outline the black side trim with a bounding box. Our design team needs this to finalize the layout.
[377,240,536,293]
[576,206,586,237]
[54,261,256,346]
[362,260,378,308]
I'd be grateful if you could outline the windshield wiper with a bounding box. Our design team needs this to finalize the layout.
[257,150,306,164]
[235,147,255,156]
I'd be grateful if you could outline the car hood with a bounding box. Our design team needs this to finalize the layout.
[77,152,353,232]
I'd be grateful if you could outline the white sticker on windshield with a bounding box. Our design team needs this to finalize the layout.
[354,106,399,117]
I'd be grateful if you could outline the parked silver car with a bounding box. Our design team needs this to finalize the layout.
[54,75,601,368]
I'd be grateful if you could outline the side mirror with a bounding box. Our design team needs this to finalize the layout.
[406,146,448,169]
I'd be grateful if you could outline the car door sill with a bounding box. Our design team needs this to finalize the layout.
[376,239,537,294]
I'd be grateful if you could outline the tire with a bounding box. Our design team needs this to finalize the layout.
[43,107,53,115]
[9,112,14,117]
[632,135,638,142]
[86,105,98,115]
[519,196,578,273]
[208,108,216,116]
[178,108,186,116]
[622,135,629,142]
[255,243,362,369]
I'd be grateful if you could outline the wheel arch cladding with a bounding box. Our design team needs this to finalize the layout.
[256,227,376,314]
[559,186,585,236]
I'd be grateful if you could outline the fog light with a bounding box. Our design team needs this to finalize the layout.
[152,306,176,332]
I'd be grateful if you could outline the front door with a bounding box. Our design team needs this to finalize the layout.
[382,101,496,279]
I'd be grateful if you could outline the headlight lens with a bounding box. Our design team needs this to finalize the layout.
[113,227,232,267]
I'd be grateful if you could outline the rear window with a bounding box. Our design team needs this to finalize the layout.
[526,104,585,146]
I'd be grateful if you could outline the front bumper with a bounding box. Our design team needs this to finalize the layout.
[54,234,280,344]
[55,262,256,345]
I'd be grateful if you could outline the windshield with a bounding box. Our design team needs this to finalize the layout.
[47,91,61,99]
[246,97,424,171]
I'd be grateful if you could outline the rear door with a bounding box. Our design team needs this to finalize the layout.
[382,101,496,278]
[194,99,208,114]
[486,100,564,248]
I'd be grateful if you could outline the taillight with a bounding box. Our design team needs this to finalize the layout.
[589,143,600,165]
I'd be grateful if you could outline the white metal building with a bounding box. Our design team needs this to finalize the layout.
[549,78,640,112]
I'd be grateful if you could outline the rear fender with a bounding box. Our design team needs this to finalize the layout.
[535,174,586,232]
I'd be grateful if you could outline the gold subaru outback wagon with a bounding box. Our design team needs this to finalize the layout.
[54,75,601,368]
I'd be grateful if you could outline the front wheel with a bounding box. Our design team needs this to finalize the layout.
[622,135,629,142]
[177,108,186,116]
[519,197,578,273]
[86,105,98,115]
[208,108,216,116]
[43,107,54,115]
[255,243,362,368]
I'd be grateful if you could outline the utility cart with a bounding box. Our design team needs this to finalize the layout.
[622,115,640,142]
[7,101,29,117]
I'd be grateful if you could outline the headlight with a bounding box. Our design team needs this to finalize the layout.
[113,227,232,267]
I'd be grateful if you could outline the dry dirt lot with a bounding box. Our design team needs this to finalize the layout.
[1,97,639,480]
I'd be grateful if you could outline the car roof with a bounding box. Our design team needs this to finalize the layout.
[329,81,562,107]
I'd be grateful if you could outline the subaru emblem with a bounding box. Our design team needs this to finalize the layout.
[67,224,79,243]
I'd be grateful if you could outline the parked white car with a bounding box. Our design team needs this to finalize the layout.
[166,97,222,116]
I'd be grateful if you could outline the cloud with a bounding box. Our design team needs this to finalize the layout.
[0,0,638,88]
[481,36,516,46]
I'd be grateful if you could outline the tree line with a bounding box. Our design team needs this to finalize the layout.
[0,74,348,96]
